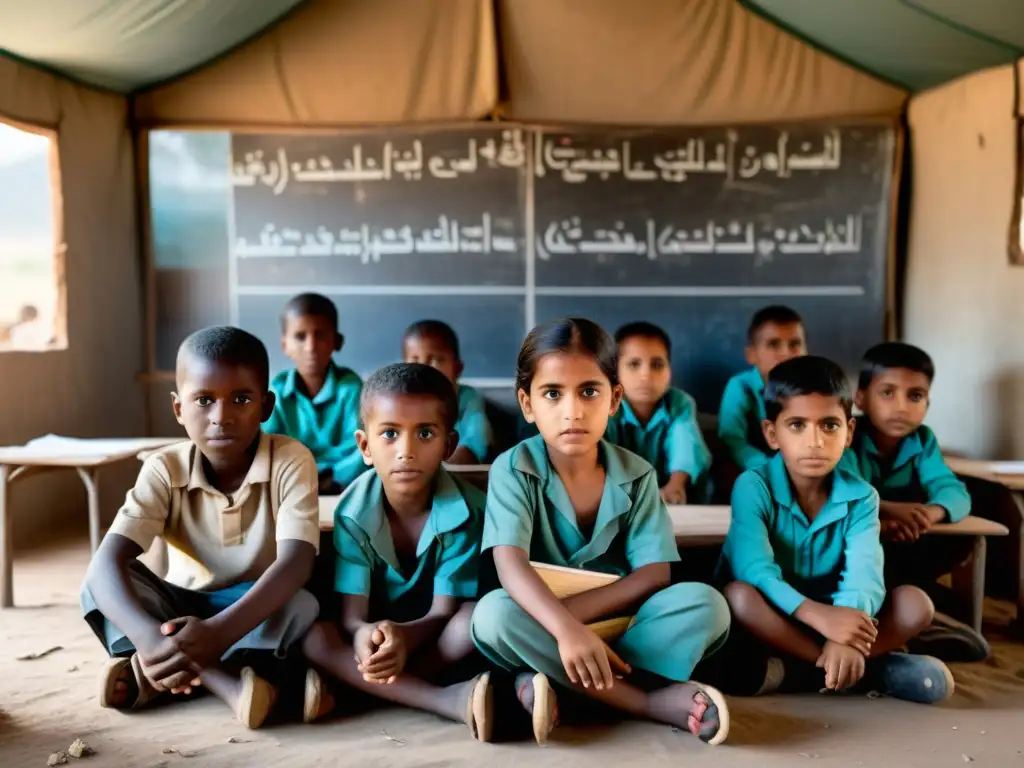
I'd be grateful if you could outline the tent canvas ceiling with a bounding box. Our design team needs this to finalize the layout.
[0,0,1020,94]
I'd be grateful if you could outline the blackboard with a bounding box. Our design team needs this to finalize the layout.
[531,122,895,407]
[151,120,896,417]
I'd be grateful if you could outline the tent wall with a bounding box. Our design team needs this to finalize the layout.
[132,0,498,127]
[904,62,1024,459]
[0,54,143,547]
[498,0,907,123]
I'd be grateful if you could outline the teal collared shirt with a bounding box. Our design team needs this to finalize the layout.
[721,453,884,617]
[718,367,773,470]
[333,467,484,622]
[604,387,711,488]
[264,361,367,488]
[455,384,492,463]
[840,425,970,523]
[482,435,680,577]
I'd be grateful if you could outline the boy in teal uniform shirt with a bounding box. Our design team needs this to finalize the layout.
[263,293,366,493]
[402,320,492,464]
[720,355,952,703]
[605,322,712,503]
[471,318,731,746]
[841,342,985,660]
[302,363,492,740]
[718,306,807,471]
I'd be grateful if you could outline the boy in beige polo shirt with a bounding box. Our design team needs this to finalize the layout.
[81,326,321,729]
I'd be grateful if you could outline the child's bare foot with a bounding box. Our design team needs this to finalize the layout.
[303,668,335,724]
[217,667,277,729]
[99,655,160,710]
[515,672,558,744]
[646,682,730,746]
[451,672,492,741]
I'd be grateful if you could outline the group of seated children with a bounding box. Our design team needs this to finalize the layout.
[80,294,978,748]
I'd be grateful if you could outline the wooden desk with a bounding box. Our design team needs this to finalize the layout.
[944,456,1024,626]
[667,504,1007,633]
[0,435,181,608]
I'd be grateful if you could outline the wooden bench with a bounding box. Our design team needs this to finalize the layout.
[668,505,1007,634]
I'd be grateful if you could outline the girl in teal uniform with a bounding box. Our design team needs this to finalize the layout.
[470,318,731,745]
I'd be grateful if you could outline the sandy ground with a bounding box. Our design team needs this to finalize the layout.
[3,540,1024,767]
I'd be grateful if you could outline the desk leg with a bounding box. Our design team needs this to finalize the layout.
[76,467,101,555]
[970,536,986,635]
[0,464,11,608]
[1011,491,1024,628]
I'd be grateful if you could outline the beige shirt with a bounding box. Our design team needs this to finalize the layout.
[109,433,320,590]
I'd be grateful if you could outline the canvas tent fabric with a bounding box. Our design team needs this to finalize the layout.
[0,0,306,92]
[131,0,499,127]
[498,0,906,124]
[0,0,1020,98]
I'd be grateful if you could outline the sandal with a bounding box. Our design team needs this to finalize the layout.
[690,683,730,746]
[464,671,493,742]
[236,667,277,729]
[99,654,160,710]
[516,672,558,744]
[303,668,335,724]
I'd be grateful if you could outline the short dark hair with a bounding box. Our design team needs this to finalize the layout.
[614,322,671,359]
[858,342,935,390]
[281,293,338,332]
[177,326,270,391]
[748,305,804,344]
[360,362,459,430]
[402,320,460,359]
[764,355,852,421]
[516,318,618,393]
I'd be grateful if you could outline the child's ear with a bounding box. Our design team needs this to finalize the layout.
[455,359,465,380]
[609,383,624,416]
[853,389,866,412]
[744,345,757,367]
[260,391,276,422]
[171,391,184,426]
[354,429,373,465]
[517,388,535,423]
[761,419,780,451]
[845,416,856,449]
[335,333,345,353]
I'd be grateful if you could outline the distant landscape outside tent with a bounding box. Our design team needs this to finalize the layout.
[0,121,62,351]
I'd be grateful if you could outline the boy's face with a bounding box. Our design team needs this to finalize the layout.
[763,393,853,480]
[617,335,671,410]
[855,367,930,440]
[172,358,274,465]
[402,333,462,384]
[746,322,807,380]
[282,312,342,379]
[519,353,623,458]
[355,393,457,496]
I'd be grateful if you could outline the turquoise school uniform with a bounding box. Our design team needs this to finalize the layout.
[264,362,367,488]
[840,425,970,523]
[455,384,492,462]
[605,387,712,492]
[333,467,485,622]
[470,435,730,685]
[721,453,885,617]
[717,367,773,470]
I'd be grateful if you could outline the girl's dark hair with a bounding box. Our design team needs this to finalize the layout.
[515,318,618,393]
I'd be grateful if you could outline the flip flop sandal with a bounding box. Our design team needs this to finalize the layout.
[464,671,493,742]
[516,672,558,744]
[303,668,335,724]
[99,654,160,710]
[690,683,730,746]
[236,666,277,729]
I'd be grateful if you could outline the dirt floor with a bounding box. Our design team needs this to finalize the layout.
[3,539,1024,767]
